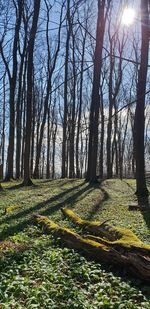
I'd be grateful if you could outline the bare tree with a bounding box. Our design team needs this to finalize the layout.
[86,0,111,182]
[0,0,23,180]
[33,0,63,178]
[16,5,30,179]
[23,0,41,185]
[62,0,72,178]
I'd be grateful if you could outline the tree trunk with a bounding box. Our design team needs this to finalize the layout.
[106,40,114,179]
[99,96,104,179]
[134,0,149,197]
[2,73,6,178]
[33,81,51,179]
[52,123,57,179]
[69,33,76,179]
[16,17,28,179]
[23,0,41,186]
[3,0,23,180]
[86,0,106,183]
[62,0,71,178]
[30,82,36,177]
[76,29,86,178]
[46,106,51,179]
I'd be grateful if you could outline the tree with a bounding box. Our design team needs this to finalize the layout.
[62,0,72,178]
[86,0,111,182]
[33,0,63,178]
[134,0,149,197]
[16,5,30,179]
[0,0,23,180]
[23,0,41,185]
[76,18,87,178]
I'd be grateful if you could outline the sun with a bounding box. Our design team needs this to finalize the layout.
[121,8,135,26]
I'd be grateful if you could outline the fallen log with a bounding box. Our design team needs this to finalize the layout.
[33,213,150,281]
[61,208,141,244]
[33,214,119,262]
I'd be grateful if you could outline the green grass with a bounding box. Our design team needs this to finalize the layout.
[0,178,150,308]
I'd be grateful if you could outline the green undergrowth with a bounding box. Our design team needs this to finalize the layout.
[0,178,150,308]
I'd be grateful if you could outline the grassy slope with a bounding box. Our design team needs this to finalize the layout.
[0,179,150,308]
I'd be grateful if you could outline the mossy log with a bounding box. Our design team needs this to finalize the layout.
[34,212,150,281]
[61,208,141,244]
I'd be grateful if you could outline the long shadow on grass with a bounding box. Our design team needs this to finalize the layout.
[1,182,87,224]
[6,179,69,190]
[122,180,135,192]
[86,186,109,220]
[0,182,97,240]
[7,182,44,191]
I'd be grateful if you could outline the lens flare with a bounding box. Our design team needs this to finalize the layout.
[122,8,135,26]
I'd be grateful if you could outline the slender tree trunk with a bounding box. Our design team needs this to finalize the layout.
[6,83,16,180]
[3,0,23,180]
[52,123,57,179]
[46,106,51,179]
[23,0,41,186]
[106,39,114,179]
[99,85,104,179]
[33,81,51,179]
[114,107,119,177]
[20,59,27,178]
[34,1,62,178]
[30,82,36,177]
[76,30,86,178]
[2,73,6,178]
[69,34,76,179]
[62,0,71,178]
[21,88,26,178]
[16,48,27,178]
[86,0,106,182]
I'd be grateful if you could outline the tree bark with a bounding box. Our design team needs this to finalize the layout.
[134,0,149,197]
[23,0,41,186]
[76,28,86,178]
[1,0,23,180]
[69,32,76,179]
[86,0,107,182]
[62,0,71,178]
[16,16,28,179]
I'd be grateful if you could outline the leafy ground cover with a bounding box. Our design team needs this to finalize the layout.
[0,178,150,308]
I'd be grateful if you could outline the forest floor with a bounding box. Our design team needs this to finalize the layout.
[0,178,150,308]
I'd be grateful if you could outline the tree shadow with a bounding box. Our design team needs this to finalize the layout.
[122,180,135,192]
[0,182,96,240]
[39,179,77,185]
[58,179,80,187]
[7,183,39,191]
[86,187,109,220]
[36,179,54,183]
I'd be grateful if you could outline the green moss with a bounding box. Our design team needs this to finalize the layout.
[5,204,21,214]
[62,208,150,250]
[62,208,102,227]
[35,215,108,251]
